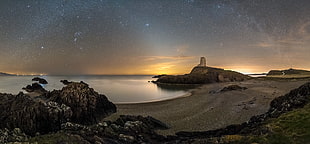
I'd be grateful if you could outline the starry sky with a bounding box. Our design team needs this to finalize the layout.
[0,0,310,75]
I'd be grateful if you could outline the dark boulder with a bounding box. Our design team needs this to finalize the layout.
[114,115,170,130]
[60,80,72,85]
[32,77,48,84]
[0,128,28,143]
[0,92,72,136]
[46,81,116,125]
[220,85,247,92]
[22,83,47,94]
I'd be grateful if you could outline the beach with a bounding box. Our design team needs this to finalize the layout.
[106,79,309,135]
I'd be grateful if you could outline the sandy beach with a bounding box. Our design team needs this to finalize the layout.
[106,79,309,135]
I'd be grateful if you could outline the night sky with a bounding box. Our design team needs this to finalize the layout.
[0,0,309,75]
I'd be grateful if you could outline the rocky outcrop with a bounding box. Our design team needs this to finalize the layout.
[267,68,310,76]
[46,81,117,125]
[156,67,249,84]
[0,128,28,143]
[220,85,247,92]
[209,85,248,94]
[22,83,47,94]
[0,80,116,138]
[60,79,73,85]
[0,92,72,136]
[60,115,168,144]
[32,77,48,84]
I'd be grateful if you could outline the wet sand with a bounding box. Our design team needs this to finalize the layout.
[105,79,309,135]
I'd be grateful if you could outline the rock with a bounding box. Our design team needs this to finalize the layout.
[152,74,167,78]
[46,81,116,125]
[60,80,72,85]
[32,77,48,84]
[61,122,90,132]
[22,83,47,94]
[119,134,135,142]
[156,58,250,84]
[115,115,170,130]
[220,85,247,92]
[0,92,72,136]
[0,128,28,143]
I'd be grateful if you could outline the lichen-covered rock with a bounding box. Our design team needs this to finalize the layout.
[46,81,116,125]
[0,128,28,143]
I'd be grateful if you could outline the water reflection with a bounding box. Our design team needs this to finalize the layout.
[155,83,201,91]
[0,75,191,104]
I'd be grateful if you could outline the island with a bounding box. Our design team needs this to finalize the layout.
[154,57,250,84]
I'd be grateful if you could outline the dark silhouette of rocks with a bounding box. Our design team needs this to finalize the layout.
[32,77,48,84]
[46,81,117,125]
[22,83,47,94]
[156,67,249,84]
[0,92,72,136]
[60,79,72,85]
[152,74,167,78]
[0,81,116,137]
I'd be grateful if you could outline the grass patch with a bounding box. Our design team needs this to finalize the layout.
[231,103,310,144]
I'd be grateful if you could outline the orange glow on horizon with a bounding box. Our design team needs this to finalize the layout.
[5,65,310,76]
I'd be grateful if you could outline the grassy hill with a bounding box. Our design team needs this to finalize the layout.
[156,66,250,84]
[267,68,310,78]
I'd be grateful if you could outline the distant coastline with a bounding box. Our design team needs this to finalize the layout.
[0,72,16,76]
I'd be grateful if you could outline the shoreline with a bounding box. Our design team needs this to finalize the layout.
[114,89,195,105]
[106,79,310,135]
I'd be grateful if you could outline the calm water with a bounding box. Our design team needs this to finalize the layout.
[0,75,191,103]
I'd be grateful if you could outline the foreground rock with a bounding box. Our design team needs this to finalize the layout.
[59,115,168,143]
[46,81,116,125]
[0,80,116,137]
[0,92,72,136]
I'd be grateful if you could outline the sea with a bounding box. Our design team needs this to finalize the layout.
[0,75,193,104]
